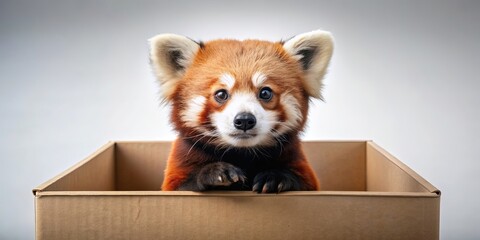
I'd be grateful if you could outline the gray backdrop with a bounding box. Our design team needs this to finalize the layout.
[1,0,479,239]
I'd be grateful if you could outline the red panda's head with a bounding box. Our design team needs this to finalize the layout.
[149,30,333,148]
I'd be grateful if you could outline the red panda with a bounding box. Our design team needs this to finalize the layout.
[149,30,334,193]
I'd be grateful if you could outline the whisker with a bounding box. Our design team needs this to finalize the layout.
[219,146,232,161]
[186,133,209,156]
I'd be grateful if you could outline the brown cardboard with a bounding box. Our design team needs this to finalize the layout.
[33,141,440,240]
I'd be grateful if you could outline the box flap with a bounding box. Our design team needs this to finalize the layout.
[367,141,440,195]
[33,141,116,195]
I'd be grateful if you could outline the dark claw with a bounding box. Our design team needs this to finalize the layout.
[262,180,276,193]
[252,183,261,193]
[226,166,245,183]
[277,182,285,193]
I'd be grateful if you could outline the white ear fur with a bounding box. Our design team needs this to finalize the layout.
[149,34,200,101]
[283,30,334,99]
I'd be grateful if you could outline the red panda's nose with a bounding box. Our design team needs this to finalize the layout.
[234,112,256,131]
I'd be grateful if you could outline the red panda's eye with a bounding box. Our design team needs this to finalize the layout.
[214,89,229,103]
[258,87,273,102]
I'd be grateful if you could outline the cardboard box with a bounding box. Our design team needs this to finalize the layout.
[33,141,440,240]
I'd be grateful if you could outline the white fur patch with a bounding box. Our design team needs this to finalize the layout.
[277,93,303,134]
[180,95,206,127]
[251,72,267,87]
[220,73,236,89]
[211,92,276,147]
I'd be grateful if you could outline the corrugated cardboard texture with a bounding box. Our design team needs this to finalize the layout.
[34,141,440,240]
[35,193,439,240]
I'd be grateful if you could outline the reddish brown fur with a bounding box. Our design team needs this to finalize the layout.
[162,39,319,191]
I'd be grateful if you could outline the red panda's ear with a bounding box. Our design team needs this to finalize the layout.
[149,34,201,101]
[283,30,334,99]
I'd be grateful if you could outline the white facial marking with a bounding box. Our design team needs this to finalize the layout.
[181,95,206,127]
[220,73,236,89]
[211,92,276,147]
[251,72,267,88]
[277,93,303,134]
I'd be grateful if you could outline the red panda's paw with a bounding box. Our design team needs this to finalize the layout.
[196,162,246,190]
[252,170,302,193]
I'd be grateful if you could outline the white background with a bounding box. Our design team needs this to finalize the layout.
[1,0,479,239]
